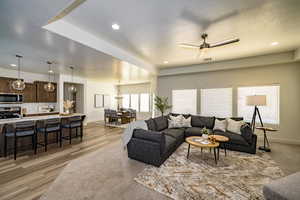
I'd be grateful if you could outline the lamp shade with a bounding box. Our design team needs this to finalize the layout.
[246,95,266,106]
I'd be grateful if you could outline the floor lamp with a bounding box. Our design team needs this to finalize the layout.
[247,95,271,152]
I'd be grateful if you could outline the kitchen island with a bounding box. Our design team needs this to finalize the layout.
[0,113,86,157]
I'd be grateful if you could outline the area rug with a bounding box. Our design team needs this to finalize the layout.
[134,143,284,200]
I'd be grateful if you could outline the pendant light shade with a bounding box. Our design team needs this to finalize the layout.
[44,61,55,92]
[68,66,77,93]
[12,55,26,91]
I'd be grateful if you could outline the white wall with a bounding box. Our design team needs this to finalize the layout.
[86,80,117,123]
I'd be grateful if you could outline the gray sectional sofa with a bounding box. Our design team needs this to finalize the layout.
[127,114,257,167]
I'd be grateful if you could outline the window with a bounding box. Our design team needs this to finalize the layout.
[238,85,280,124]
[172,89,197,114]
[201,88,232,117]
[140,93,150,112]
[130,94,139,111]
[122,94,130,108]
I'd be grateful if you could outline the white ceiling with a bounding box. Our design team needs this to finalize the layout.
[1,0,299,81]
[61,0,300,68]
[0,0,152,83]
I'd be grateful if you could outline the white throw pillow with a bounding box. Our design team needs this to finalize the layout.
[168,115,183,128]
[227,118,245,134]
[181,116,192,128]
[213,119,227,132]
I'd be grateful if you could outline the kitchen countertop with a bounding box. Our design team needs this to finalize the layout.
[0,113,85,125]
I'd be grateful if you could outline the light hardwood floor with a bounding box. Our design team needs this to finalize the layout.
[0,123,122,200]
[1,123,300,200]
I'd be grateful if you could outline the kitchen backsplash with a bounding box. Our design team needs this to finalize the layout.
[0,103,58,114]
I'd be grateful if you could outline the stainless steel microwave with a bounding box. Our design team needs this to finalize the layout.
[0,93,23,103]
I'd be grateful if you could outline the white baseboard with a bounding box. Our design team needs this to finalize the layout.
[257,136,300,145]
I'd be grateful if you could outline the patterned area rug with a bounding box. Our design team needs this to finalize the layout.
[134,143,284,200]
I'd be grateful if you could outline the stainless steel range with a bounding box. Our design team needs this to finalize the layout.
[0,107,21,119]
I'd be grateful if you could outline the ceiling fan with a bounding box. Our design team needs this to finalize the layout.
[179,33,240,54]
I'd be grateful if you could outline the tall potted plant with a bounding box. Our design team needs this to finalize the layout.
[154,96,172,116]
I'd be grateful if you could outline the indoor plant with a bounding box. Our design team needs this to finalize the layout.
[154,96,172,116]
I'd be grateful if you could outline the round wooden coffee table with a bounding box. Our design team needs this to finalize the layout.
[185,136,219,165]
[209,135,229,157]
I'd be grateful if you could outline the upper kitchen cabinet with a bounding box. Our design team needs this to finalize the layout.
[0,77,22,93]
[23,83,37,103]
[35,81,57,103]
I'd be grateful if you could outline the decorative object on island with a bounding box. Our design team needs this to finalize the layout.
[68,66,77,94]
[44,61,55,92]
[247,95,271,152]
[11,55,26,91]
[154,96,172,116]
[63,100,74,115]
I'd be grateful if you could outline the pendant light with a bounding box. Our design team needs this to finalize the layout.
[44,61,55,92]
[68,66,77,93]
[12,55,26,91]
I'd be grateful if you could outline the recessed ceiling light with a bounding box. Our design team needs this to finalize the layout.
[112,23,120,30]
[163,61,169,64]
[271,42,279,46]
[10,64,17,67]
[48,70,54,73]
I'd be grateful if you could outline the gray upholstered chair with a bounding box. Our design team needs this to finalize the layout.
[3,121,37,160]
[37,118,62,151]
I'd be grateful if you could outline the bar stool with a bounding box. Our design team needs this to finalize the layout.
[61,116,84,144]
[3,121,37,160]
[36,118,62,152]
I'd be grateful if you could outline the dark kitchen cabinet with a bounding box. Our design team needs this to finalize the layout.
[0,77,21,93]
[0,77,11,93]
[23,83,37,103]
[35,81,57,103]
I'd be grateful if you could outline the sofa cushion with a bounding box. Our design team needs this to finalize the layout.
[191,116,215,129]
[227,118,245,134]
[145,118,156,131]
[263,171,300,200]
[217,117,244,121]
[213,119,227,132]
[163,128,185,140]
[168,115,183,128]
[184,127,204,137]
[164,135,177,153]
[213,130,249,146]
[241,124,254,144]
[153,116,168,131]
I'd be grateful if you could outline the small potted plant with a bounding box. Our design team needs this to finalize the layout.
[201,127,209,139]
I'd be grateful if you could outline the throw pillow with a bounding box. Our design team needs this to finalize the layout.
[227,118,245,134]
[168,115,183,128]
[181,116,192,128]
[213,119,227,132]
[241,124,253,144]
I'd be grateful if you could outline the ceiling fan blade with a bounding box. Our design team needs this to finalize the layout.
[209,38,240,48]
[178,43,200,49]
